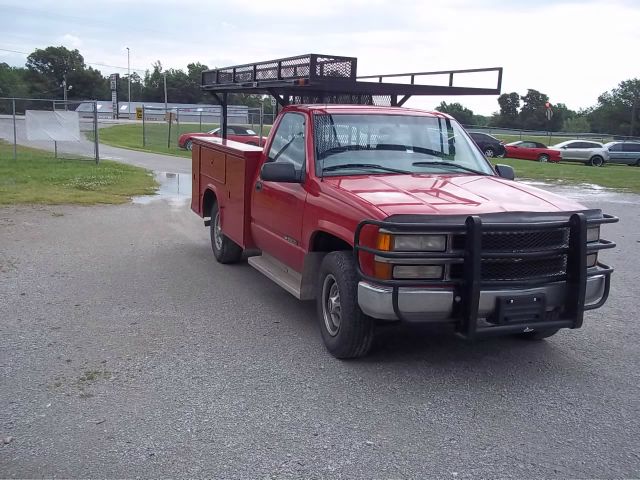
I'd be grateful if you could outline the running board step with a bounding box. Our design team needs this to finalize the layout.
[248,254,304,299]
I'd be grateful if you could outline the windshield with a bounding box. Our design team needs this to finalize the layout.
[313,113,494,177]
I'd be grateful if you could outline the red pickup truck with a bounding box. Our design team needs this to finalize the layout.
[191,103,617,358]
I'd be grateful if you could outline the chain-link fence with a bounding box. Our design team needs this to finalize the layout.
[462,124,640,145]
[128,105,273,155]
[0,97,99,162]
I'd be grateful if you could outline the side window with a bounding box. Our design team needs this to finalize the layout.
[623,143,640,152]
[266,113,306,174]
[609,143,623,152]
[226,127,236,135]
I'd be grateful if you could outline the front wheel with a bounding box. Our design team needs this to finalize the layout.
[589,155,604,167]
[210,203,243,264]
[317,252,374,359]
[185,139,193,151]
[537,154,549,163]
[484,147,495,158]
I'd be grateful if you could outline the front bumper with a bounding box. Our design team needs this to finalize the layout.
[354,212,618,339]
[358,274,607,322]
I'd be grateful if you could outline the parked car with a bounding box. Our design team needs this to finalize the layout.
[603,141,640,166]
[468,132,506,158]
[504,141,561,163]
[179,126,266,150]
[550,140,609,167]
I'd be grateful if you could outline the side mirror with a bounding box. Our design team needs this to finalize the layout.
[260,161,300,183]
[495,164,515,180]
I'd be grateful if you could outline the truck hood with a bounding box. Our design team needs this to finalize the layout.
[322,174,587,217]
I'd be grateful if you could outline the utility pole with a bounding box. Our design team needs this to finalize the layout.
[631,95,637,137]
[163,72,168,111]
[126,47,131,121]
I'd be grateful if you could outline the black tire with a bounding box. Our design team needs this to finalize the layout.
[210,202,243,264]
[589,155,604,167]
[484,147,495,158]
[185,139,193,151]
[537,154,549,163]
[515,328,560,340]
[316,252,375,359]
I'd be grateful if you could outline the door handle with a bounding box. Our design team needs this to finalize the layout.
[255,181,263,191]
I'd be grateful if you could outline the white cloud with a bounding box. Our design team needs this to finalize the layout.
[58,33,82,49]
[2,0,639,115]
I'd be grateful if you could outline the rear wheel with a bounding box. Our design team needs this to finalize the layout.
[537,154,549,163]
[210,202,243,264]
[484,147,495,158]
[589,155,604,167]
[516,328,560,340]
[185,139,193,151]
[317,252,374,359]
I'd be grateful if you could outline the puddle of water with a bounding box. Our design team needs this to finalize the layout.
[521,180,637,204]
[133,172,191,206]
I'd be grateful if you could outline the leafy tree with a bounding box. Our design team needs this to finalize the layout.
[563,115,590,133]
[25,46,86,98]
[519,89,550,130]
[435,101,475,125]
[588,79,640,136]
[0,63,29,98]
[496,92,520,127]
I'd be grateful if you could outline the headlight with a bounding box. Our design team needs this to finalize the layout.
[587,226,600,243]
[378,233,447,252]
[393,265,444,280]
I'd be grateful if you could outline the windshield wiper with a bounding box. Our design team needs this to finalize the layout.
[412,161,490,176]
[322,163,410,175]
[320,145,370,159]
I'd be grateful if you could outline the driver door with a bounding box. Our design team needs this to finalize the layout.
[251,112,308,272]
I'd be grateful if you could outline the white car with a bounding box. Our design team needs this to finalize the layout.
[550,140,610,167]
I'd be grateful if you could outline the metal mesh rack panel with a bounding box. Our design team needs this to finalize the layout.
[202,54,357,88]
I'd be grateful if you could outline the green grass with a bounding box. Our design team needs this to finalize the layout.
[493,157,640,193]
[96,122,272,158]
[0,141,158,205]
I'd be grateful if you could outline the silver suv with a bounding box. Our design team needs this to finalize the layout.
[603,141,640,166]
[551,140,610,167]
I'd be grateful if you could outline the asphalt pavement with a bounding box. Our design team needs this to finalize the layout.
[1,137,639,477]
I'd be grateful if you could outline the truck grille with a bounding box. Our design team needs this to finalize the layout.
[450,228,570,282]
[452,228,569,252]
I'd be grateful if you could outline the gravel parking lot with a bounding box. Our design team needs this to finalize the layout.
[1,187,639,478]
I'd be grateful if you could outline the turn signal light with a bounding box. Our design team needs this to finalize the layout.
[377,232,392,251]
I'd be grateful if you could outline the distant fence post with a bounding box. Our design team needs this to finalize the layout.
[12,98,17,160]
[93,100,100,164]
[142,105,146,147]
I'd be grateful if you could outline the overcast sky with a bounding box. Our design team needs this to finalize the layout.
[1,0,638,115]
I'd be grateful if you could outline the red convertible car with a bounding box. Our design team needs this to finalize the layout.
[504,141,561,163]
[179,126,266,150]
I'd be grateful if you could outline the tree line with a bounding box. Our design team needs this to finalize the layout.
[1,45,637,136]
[437,80,640,137]
[0,46,274,113]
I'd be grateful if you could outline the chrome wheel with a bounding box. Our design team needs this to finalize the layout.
[185,140,193,151]
[213,211,223,250]
[538,154,549,163]
[322,274,341,337]
[484,148,495,158]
